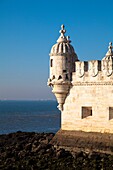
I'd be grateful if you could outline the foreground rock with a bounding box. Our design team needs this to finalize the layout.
[0,131,113,170]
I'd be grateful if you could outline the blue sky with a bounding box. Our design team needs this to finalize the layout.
[0,0,113,100]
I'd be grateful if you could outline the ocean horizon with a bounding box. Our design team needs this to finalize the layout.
[0,100,61,135]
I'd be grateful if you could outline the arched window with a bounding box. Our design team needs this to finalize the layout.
[50,59,53,67]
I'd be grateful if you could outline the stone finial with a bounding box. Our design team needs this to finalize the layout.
[106,42,113,57]
[108,42,113,51]
[57,25,67,43]
[67,36,71,43]
[59,25,66,37]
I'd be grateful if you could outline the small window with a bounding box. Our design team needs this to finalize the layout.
[63,70,66,73]
[58,75,62,80]
[66,74,68,80]
[109,107,113,120]
[82,107,92,119]
[50,59,53,67]
[52,75,55,80]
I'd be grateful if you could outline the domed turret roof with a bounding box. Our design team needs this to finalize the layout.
[50,25,77,56]
[103,42,113,60]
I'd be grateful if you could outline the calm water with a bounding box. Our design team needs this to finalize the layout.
[0,100,61,134]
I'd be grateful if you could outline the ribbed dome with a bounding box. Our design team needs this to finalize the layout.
[50,42,75,55]
[50,25,76,56]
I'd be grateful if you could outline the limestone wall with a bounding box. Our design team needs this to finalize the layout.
[49,54,76,82]
[61,59,113,133]
[62,84,113,133]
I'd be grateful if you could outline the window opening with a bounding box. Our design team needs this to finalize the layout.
[58,75,62,80]
[82,107,92,119]
[50,59,53,67]
[52,75,55,80]
[66,74,68,80]
[63,70,66,73]
[109,107,113,120]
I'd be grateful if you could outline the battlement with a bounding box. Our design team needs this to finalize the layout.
[72,58,113,83]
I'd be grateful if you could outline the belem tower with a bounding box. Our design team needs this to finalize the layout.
[48,25,113,134]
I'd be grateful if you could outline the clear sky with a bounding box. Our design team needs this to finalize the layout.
[0,0,113,100]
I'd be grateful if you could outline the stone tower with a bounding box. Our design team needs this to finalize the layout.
[48,25,113,134]
[48,26,113,154]
[48,25,78,111]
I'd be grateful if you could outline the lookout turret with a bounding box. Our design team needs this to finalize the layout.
[103,42,113,60]
[48,25,78,111]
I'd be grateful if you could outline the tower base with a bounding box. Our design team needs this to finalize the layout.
[50,129,113,155]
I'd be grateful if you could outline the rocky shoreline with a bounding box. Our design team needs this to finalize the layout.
[0,131,113,170]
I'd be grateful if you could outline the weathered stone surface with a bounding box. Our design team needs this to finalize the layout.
[62,81,113,133]
[51,130,113,155]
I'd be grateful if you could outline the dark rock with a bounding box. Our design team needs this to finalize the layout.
[0,131,113,170]
[25,142,32,151]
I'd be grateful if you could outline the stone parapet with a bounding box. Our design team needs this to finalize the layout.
[73,59,113,82]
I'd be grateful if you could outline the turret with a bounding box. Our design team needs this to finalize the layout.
[102,42,113,60]
[48,25,78,111]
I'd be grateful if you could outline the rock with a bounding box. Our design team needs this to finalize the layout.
[0,132,113,170]
[40,139,49,144]
[25,143,32,151]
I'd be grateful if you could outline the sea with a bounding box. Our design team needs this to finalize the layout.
[0,100,61,135]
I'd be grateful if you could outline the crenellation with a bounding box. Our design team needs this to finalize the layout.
[89,60,101,77]
[102,58,113,76]
[72,59,113,83]
[75,61,88,77]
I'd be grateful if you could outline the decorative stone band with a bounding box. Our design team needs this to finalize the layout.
[47,78,71,86]
[52,81,71,85]
[72,81,113,86]
[49,52,76,56]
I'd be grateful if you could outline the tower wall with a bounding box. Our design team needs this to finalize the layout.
[50,54,73,81]
[50,53,78,82]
